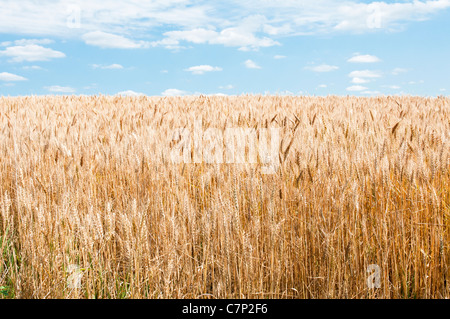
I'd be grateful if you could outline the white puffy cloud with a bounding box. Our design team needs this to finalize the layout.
[45,85,75,93]
[1,39,54,46]
[22,65,44,70]
[82,31,150,49]
[347,54,381,63]
[219,84,234,89]
[362,90,381,95]
[161,29,217,44]
[234,0,450,35]
[306,64,339,72]
[346,85,368,91]
[165,15,281,51]
[0,0,449,48]
[274,55,286,59]
[116,90,145,96]
[244,59,261,69]
[162,88,188,96]
[0,0,213,36]
[0,72,28,81]
[184,65,222,75]
[351,77,370,84]
[92,63,124,69]
[0,44,65,62]
[1,0,449,52]
[277,90,295,96]
[263,23,292,35]
[392,67,408,75]
[349,70,381,86]
[348,70,382,78]
[159,27,280,51]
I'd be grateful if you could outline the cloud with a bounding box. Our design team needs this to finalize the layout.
[322,0,450,33]
[83,83,97,90]
[1,0,449,46]
[219,84,234,89]
[15,39,53,46]
[1,39,54,47]
[349,70,381,86]
[0,72,28,81]
[184,65,222,75]
[237,0,450,36]
[208,93,228,96]
[160,29,217,45]
[347,54,381,63]
[346,85,368,91]
[45,85,75,93]
[92,63,124,69]
[382,85,401,89]
[274,55,286,59]
[22,65,44,70]
[82,31,150,49]
[244,59,261,69]
[318,84,327,88]
[159,27,280,51]
[162,88,188,96]
[263,23,292,35]
[277,90,295,96]
[0,1,215,36]
[351,77,370,84]
[361,90,381,95]
[306,64,339,72]
[348,70,382,78]
[392,67,408,75]
[154,15,281,50]
[116,90,145,96]
[0,44,65,62]
[408,80,424,84]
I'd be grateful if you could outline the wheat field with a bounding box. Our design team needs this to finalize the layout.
[0,95,449,298]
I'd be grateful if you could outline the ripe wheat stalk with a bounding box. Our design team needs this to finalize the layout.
[0,95,449,298]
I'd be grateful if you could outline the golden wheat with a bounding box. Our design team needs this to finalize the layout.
[0,95,448,298]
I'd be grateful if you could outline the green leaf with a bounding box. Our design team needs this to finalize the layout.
[0,286,10,296]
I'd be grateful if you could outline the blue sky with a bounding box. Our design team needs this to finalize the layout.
[0,0,449,97]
